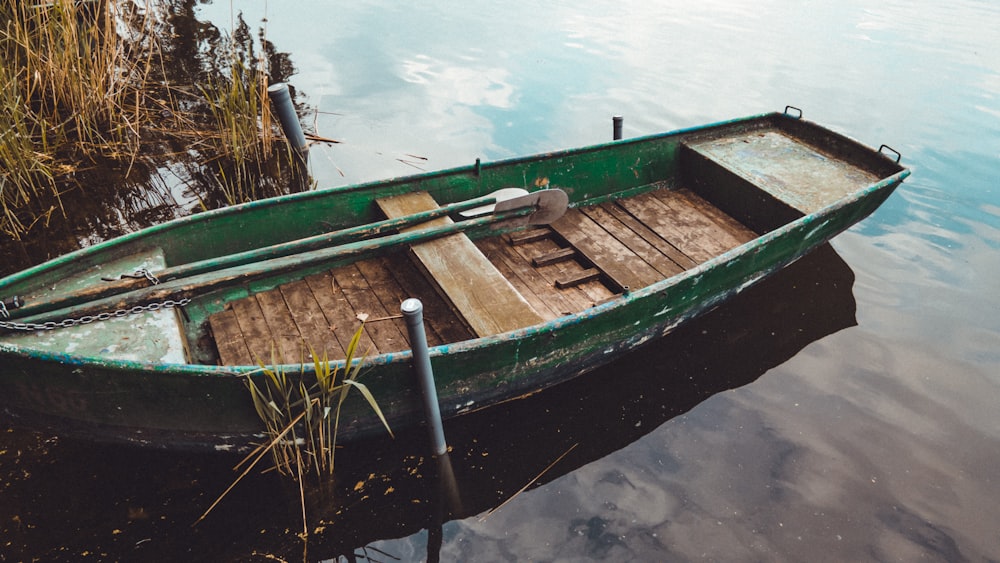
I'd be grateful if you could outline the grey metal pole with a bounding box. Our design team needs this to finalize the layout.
[267,82,309,157]
[401,298,448,456]
[613,115,623,140]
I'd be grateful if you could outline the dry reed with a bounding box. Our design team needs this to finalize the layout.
[0,1,304,241]
[198,57,288,206]
[0,0,159,239]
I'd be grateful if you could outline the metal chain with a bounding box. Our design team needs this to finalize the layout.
[2,295,22,319]
[136,268,160,285]
[0,298,191,332]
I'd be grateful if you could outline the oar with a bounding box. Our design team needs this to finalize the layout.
[7,188,532,321]
[8,189,569,326]
[149,188,532,282]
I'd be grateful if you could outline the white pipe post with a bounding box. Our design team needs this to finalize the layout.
[267,82,309,158]
[401,298,448,456]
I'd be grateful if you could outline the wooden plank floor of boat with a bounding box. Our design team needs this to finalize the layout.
[208,183,757,365]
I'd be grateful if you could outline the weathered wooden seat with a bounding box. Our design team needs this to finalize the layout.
[376,191,544,337]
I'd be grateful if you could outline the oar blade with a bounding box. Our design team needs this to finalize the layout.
[457,188,530,218]
[494,188,569,226]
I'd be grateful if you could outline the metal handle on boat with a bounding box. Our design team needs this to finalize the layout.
[878,144,902,164]
[784,106,803,119]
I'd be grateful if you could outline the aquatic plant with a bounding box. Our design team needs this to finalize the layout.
[244,322,393,478]
[197,57,301,206]
[190,12,307,208]
[250,343,392,479]
[0,1,306,243]
[195,322,392,536]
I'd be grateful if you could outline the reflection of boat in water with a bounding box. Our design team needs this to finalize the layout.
[290,242,858,558]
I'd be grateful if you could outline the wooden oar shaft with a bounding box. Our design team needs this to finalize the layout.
[10,206,537,326]
[7,195,497,321]
[161,194,497,281]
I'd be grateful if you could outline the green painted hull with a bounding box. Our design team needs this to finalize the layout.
[0,111,909,451]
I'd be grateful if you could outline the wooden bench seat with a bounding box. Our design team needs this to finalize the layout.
[376,192,544,337]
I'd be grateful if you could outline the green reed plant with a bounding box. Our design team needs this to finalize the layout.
[244,322,393,478]
[195,323,393,530]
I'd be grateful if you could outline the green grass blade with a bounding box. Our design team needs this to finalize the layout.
[342,379,394,439]
[344,321,365,362]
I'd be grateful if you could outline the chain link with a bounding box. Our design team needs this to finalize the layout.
[0,298,191,332]
[136,268,160,285]
[0,295,20,319]
[101,268,160,285]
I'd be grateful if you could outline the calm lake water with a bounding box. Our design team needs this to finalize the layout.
[2,0,999,561]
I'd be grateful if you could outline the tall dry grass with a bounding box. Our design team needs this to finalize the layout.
[193,14,305,207]
[198,57,287,206]
[0,0,158,239]
[1,1,306,245]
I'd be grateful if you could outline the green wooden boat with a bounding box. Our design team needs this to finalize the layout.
[0,109,909,451]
